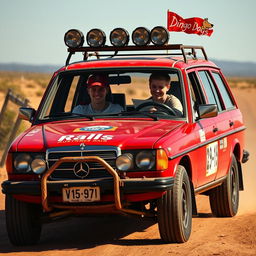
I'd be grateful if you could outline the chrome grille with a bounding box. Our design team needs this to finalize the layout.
[46,146,119,180]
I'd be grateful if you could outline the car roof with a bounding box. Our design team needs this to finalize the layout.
[65,56,218,71]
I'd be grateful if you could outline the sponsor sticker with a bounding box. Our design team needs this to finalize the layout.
[58,133,114,143]
[219,137,227,150]
[73,126,118,132]
[199,129,206,142]
[206,141,218,176]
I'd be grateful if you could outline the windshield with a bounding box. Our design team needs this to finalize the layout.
[36,68,185,122]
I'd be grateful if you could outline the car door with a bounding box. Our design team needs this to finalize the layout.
[197,69,233,182]
[210,70,240,179]
[187,70,219,187]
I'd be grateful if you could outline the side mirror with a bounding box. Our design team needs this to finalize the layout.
[19,107,36,122]
[197,104,218,119]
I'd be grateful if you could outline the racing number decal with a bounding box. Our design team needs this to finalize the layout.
[206,141,218,176]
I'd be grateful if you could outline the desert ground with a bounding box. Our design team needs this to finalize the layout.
[0,78,255,255]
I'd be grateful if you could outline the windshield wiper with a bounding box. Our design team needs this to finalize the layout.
[44,112,94,120]
[119,111,159,121]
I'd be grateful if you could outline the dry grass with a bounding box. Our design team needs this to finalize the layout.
[227,77,256,89]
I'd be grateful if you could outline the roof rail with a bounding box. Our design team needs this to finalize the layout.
[65,44,208,66]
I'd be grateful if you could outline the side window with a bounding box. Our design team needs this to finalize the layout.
[198,71,223,111]
[212,72,235,109]
[188,72,205,105]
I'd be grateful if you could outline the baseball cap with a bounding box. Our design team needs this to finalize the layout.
[87,74,109,87]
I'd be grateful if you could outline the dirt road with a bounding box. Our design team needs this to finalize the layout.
[0,88,256,255]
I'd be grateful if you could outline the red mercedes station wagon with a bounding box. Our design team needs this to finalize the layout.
[1,27,249,245]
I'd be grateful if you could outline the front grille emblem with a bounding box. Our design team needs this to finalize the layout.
[73,162,90,179]
[80,143,86,150]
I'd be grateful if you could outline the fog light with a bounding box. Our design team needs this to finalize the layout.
[86,29,106,47]
[64,29,84,48]
[31,158,46,174]
[132,27,150,46]
[150,26,169,46]
[110,28,129,47]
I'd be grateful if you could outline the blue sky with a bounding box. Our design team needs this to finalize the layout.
[0,0,255,65]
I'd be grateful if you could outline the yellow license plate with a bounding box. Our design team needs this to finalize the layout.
[62,187,100,202]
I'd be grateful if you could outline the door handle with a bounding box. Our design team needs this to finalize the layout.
[213,127,218,133]
[229,121,234,127]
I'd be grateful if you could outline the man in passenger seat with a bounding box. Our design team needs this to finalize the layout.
[72,74,124,114]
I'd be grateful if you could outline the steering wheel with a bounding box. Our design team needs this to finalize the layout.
[135,101,176,116]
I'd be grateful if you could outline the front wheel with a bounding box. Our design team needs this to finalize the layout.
[209,154,240,217]
[5,195,42,246]
[157,165,192,243]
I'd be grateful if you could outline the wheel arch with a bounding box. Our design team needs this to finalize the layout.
[179,155,197,215]
[233,143,244,191]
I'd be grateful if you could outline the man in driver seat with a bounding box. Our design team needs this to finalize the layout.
[73,74,124,114]
[148,72,183,116]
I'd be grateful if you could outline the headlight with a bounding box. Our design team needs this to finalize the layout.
[116,153,133,171]
[150,26,169,46]
[14,153,32,173]
[31,157,46,174]
[64,29,84,48]
[132,27,150,46]
[110,28,129,47]
[135,151,155,170]
[86,29,106,47]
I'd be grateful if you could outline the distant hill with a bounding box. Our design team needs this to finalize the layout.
[0,63,61,74]
[0,60,255,77]
[213,60,256,77]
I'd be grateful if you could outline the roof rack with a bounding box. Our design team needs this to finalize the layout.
[65,44,208,66]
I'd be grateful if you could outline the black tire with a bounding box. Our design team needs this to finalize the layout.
[5,195,42,246]
[157,165,192,243]
[209,154,239,217]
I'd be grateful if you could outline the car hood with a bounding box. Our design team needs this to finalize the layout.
[15,119,183,151]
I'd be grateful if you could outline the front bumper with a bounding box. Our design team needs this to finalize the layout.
[2,177,174,195]
[2,156,174,217]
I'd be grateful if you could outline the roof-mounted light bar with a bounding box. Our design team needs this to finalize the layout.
[64,29,84,48]
[110,28,129,47]
[64,26,170,49]
[132,27,150,46]
[150,26,169,46]
[86,29,106,47]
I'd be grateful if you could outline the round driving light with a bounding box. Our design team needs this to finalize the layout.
[116,153,133,171]
[110,28,129,47]
[132,27,150,46]
[86,29,106,47]
[135,151,155,170]
[31,158,46,174]
[64,29,84,48]
[14,153,32,173]
[150,26,169,46]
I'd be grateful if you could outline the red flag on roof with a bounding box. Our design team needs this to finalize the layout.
[167,11,214,36]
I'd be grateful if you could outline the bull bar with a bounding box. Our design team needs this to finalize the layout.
[41,156,157,217]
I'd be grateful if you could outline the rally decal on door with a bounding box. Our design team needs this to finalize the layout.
[206,141,218,176]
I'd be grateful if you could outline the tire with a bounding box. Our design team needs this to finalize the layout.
[5,195,42,246]
[209,154,239,217]
[157,165,192,243]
